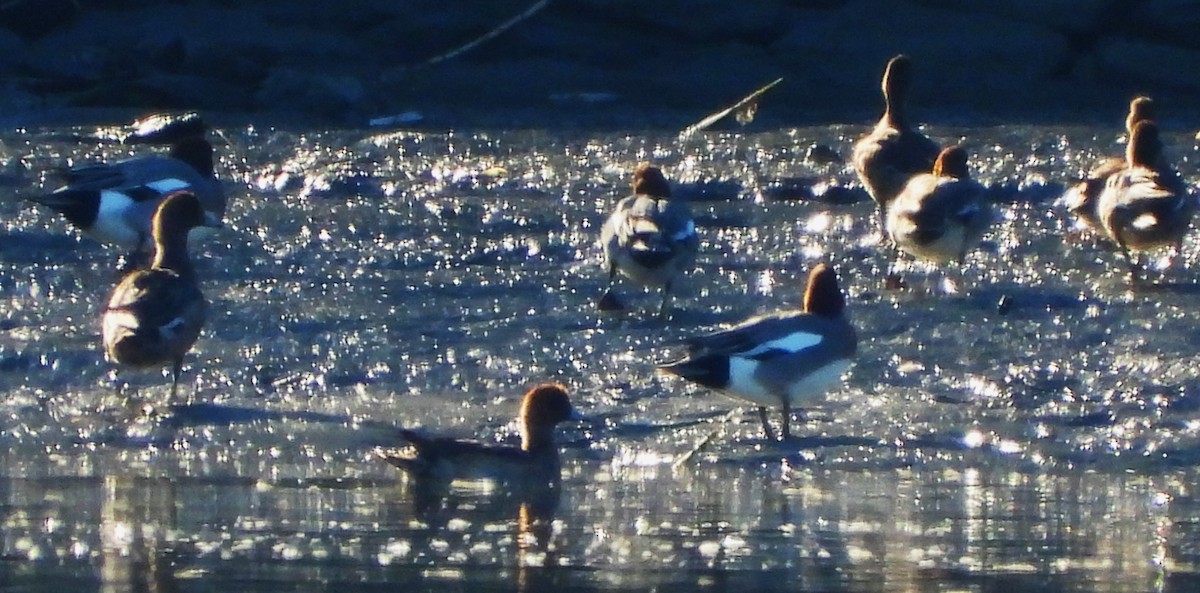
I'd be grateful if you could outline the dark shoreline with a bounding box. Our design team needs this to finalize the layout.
[2,1,1198,131]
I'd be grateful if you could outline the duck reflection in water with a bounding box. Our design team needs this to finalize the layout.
[101,475,178,593]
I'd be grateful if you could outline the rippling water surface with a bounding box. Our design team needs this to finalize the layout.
[2,121,1200,592]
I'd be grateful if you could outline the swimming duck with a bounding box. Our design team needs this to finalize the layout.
[1064,96,1156,234]
[102,191,221,400]
[886,146,992,264]
[378,384,583,483]
[1096,120,1195,284]
[852,55,941,236]
[27,113,225,266]
[657,263,857,441]
[598,163,698,318]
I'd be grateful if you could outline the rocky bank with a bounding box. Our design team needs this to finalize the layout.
[0,0,1197,128]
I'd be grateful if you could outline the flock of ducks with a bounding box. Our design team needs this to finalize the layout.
[20,53,1197,485]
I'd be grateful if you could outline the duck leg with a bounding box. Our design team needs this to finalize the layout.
[757,406,777,441]
[1122,246,1142,286]
[597,264,624,311]
[875,203,889,244]
[657,280,673,319]
[170,357,183,402]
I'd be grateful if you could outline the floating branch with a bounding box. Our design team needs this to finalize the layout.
[679,77,784,140]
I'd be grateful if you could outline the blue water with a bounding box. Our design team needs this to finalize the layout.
[1,122,1199,591]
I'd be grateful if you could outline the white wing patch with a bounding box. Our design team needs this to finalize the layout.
[1132,213,1158,230]
[147,178,191,193]
[741,332,822,357]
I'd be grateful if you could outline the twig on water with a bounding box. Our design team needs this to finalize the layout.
[672,408,740,470]
[679,77,784,140]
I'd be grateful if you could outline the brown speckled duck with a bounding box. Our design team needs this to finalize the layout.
[886,146,993,264]
[852,55,941,236]
[101,191,220,399]
[1064,96,1156,234]
[1097,120,1195,284]
[378,384,583,484]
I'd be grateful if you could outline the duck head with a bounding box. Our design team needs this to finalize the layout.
[168,136,217,177]
[882,54,915,126]
[151,191,222,270]
[932,146,970,179]
[802,263,846,318]
[519,384,581,452]
[1126,96,1155,133]
[633,163,671,198]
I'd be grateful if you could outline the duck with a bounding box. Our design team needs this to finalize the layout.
[598,163,698,318]
[1096,120,1195,284]
[102,191,221,400]
[378,384,583,483]
[886,145,992,264]
[27,113,225,267]
[657,263,857,441]
[1064,96,1156,234]
[852,55,941,237]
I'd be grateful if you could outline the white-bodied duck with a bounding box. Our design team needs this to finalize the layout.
[28,113,225,267]
[658,263,857,440]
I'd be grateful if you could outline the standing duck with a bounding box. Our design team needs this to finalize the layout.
[1097,120,1195,284]
[102,191,221,400]
[886,146,992,265]
[378,384,583,484]
[852,55,941,237]
[1064,96,1156,234]
[658,264,857,441]
[598,163,698,318]
[27,113,225,267]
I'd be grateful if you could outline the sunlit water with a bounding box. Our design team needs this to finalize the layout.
[2,122,1200,592]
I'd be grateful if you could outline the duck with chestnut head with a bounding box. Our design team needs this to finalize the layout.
[378,384,585,485]
[658,264,857,441]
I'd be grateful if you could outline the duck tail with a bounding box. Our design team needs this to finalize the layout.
[26,189,101,227]
[656,354,730,390]
[107,331,164,367]
[25,188,96,208]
